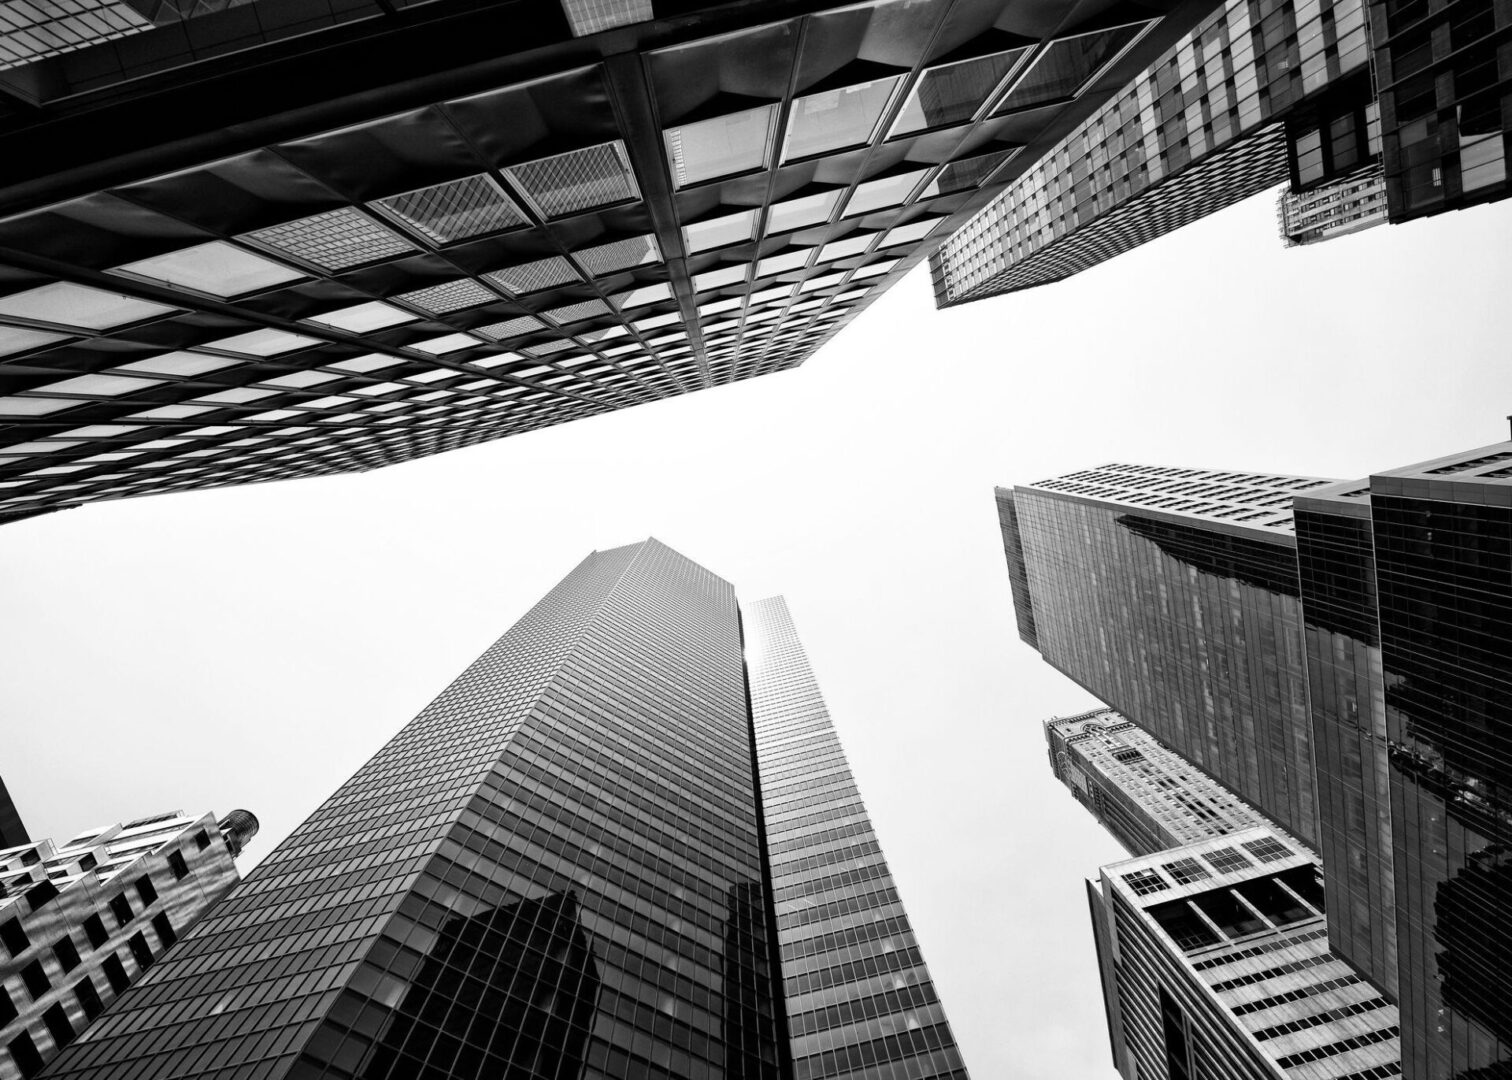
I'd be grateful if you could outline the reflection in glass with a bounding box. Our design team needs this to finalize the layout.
[0,283,176,331]
[783,77,903,160]
[683,209,758,253]
[844,168,930,215]
[882,216,945,247]
[111,241,304,299]
[892,49,1030,135]
[995,24,1149,114]
[665,105,778,187]
[919,149,1018,197]
[756,249,812,277]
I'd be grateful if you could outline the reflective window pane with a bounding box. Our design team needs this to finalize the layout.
[766,190,842,233]
[683,209,758,253]
[756,249,812,277]
[0,325,67,357]
[375,175,527,243]
[893,49,1030,135]
[818,233,877,261]
[304,302,417,333]
[115,353,242,377]
[111,241,304,298]
[208,329,321,356]
[0,396,78,417]
[783,78,903,161]
[844,168,930,215]
[882,216,946,247]
[612,283,673,308]
[692,264,749,292]
[995,24,1149,114]
[245,208,414,270]
[505,142,640,217]
[919,149,1019,197]
[486,257,579,295]
[412,333,484,355]
[665,105,777,187]
[0,283,176,330]
[39,373,162,397]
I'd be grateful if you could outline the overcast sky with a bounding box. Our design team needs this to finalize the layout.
[3,186,1510,1078]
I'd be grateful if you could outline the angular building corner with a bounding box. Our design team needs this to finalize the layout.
[0,0,1235,526]
[35,540,972,1080]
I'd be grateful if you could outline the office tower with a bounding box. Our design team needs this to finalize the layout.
[0,782,26,852]
[997,465,1328,848]
[747,597,969,1080]
[1046,708,1279,856]
[0,0,1227,527]
[1089,827,1400,1080]
[44,540,971,1080]
[1276,166,1389,245]
[0,810,256,1080]
[1369,0,1510,219]
[930,0,1382,304]
[1292,442,1512,1079]
[1005,438,1512,1078]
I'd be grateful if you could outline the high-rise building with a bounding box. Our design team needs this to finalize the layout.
[1046,708,1279,856]
[1089,827,1400,1080]
[0,809,257,1080]
[747,596,969,1080]
[929,0,1380,304]
[996,465,1327,848]
[0,0,1228,527]
[1004,437,1512,1078]
[42,539,971,1080]
[1275,165,1389,245]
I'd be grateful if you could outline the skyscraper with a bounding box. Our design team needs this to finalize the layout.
[0,0,1225,526]
[996,465,1327,848]
[1003,437,1512,1079]
[0,782,26,853]
[1046,708,1280,856]
[1,809,257,1080]
[42,539,971,1080]
[1089,827,1400,1080]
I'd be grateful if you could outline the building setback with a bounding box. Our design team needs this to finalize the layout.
[0,0,1228,527]
[1090,828,1400,1080]
[1047,708,1281,857]
[41,540,971,1080]
[1002,436,1512,1078]
[1,810,256,1080]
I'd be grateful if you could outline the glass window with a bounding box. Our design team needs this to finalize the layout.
[245,208,415,271]
[994,24,1149,114]
[38,373,163,397]
[328,354,398,374]
[611,283,673,309]
[412,333,483,355]
[692,264,749,292]
[0,325,68,357]
[206,329,320,356]
[784,77,903,160]
[767,190,842,233]
[260,370,340,389]
[749,284,794,305]
[799,271,846,293]
[882,216,945,247]
[919,149,1018,197]
[0,396,79,417]
[844,169,930,216]
[130,404,214,420]
[665,105,778,187]
[504,142,640,217]
[852,258,900,278]
[111,241,304,298]
[304,301,416,333]
[115,352,242,378]
[0,283,176,330]
[819,233,877,262]
[374,175,527,243]
[757,249,812,277]
[486,256,579,295]
[193,387,277,405]
[893,49,1030,135]
[683,209,758,253]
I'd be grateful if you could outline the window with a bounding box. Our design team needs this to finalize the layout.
[21,958,49,999]
[374,175,526,243]
[134,875,158,906]
[0,325,68,358]
[683,209,758,253]
[194,829,211,850]
[1204,846,1252,874]
[111,241,304,298]
[845,169,930,215]
[0,917,29,957]
[784,77,903,160]
[7,1031,42,1079]
[1161,858,1212,886]
[35,373,162,398]
[1123,868,1169,895]
[74,977,104,1021]
[24,880,59,911]
[505,141,639,216]
[893,49,1030,134]
[1242,836,1292,863]
[42,1003,74,1050]
[109,893,133,927]
[303,301,416,333]
[0,283,176,330]
[152,912,177,949]
[994,24,1149,113]
[767,190,842,234]
[665,105,778,187]
[101,954,129,993]
[127,932,154,970]
[54,936,81,973]
[0,986,15,1026]
[82,914,109,948]
[245,207,415,270]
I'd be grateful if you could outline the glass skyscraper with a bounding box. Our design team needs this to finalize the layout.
[1002,438,1512,1079]
[42,539,969,1080]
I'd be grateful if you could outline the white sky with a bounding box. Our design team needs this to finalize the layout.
[3,186,1509,1077]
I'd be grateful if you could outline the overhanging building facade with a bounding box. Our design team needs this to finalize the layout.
[0,0,1232,527]
[42,540,970,1080]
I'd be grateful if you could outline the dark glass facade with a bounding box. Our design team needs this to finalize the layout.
[44,541,972,1080]
[999,469,1321,847]
[0,0,1225,526]
[746,597,968,1080]
[0,777,26,850]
